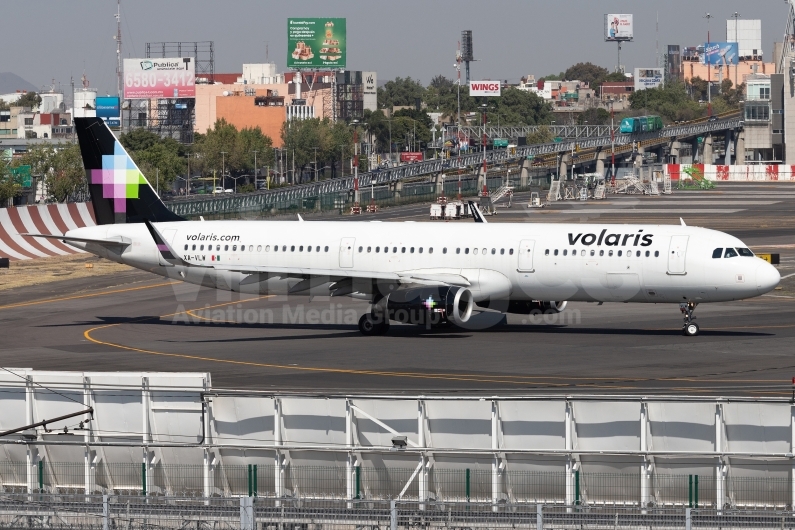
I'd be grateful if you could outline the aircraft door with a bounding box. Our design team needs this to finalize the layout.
[339,237,355,268]
[667,235,689,275]
[517,239,535,272]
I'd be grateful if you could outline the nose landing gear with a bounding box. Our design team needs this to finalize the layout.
[680,302,699,336]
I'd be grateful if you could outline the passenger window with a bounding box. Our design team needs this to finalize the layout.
[410,247,415,253]
[482,248,487,255]
[290,246,295,252]
[241,246,245,252]
[316,246,320,252]
[443,248,447,254]
[307,246,312,252]
[554,249,559,256]
[545,249,550,256]
[429,248,433,254]
[274,246,279,252]
[636,250,641,257]
[402,247,406,253]
[257,245,262,252]
[200,244,204,251]
[358,246,363,253]
[299,246,304,252]
[233,245,237,251]
[645,251,650,257]
[491,248,495,255]
[192,244,196,251]
[282,246,287,251]
[563,249,567,256]
[608,250,613,257]
[618,250,622,257]
[590,250,595,256]
[465,248,470,254]
[184,244,188,250]
[324,246,329,252]
[599,250,604,256]
[581,250,585,256]
[474,248,479,255]
[500,249,505,255]
[393,247,397,253]
[712,248,723,258]
[736,247,754,257]
[509,249,514,255]
[375,247,380,253]
[265,245,270,251]
[224,245,228,251]
[367,246,372,253]
[419,247,423,253]
[654,251,659,257]
[724,248,738,258]
[456,248,461,254]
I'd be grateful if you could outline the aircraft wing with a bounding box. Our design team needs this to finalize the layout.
[24,233,132,248]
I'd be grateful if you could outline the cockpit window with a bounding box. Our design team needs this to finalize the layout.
[736,247,754,257]
[712,248,723,259]
[724,248,738,258]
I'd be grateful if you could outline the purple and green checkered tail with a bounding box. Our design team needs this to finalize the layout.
[75,117,184,225]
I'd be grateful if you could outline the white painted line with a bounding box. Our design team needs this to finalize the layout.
[780,272,795,280]
[517,209,746,214]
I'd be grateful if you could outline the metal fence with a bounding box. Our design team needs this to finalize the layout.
[4,462,791,510]
[1,494,795,530]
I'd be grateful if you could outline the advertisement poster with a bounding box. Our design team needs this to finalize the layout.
[400,152,423,163]
[287,18,346,69]
[605,14,633,41]
[123,58,195,99]
[703,42,739,65]
[469,81,501,97]
[634,68,664,91]
[95,96,120,118]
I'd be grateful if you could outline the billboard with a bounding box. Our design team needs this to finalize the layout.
[469,81,501,97]
[634,68,664,91]
[287,18,346,69]
[400,152,423,162]
[703,42,739,65]
[363,71,377,112]
[605,14,633,41]
[95,96,120,118]
[123,57,195,99]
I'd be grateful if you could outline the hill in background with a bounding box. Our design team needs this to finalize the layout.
[0,72,37,94]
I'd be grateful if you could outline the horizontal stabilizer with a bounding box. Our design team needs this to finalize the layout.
[24,233,131,248]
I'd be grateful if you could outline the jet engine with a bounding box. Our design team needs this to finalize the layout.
[385,286,474,326]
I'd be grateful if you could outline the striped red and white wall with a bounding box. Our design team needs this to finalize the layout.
[0,203,96,261]
[665,164,795,182]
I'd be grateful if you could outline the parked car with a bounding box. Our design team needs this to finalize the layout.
[213,186,233,194]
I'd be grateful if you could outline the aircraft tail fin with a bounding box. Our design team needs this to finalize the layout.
[74,117,185,225]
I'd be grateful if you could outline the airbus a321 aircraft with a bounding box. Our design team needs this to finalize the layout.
[32,118,780,336]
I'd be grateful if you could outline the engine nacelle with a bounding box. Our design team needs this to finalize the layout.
[386,286,474,326]
[503,300,568,314]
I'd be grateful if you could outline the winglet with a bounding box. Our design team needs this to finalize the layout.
[680,217,686,227]
[144,219,187,266]
[468,200,488,223]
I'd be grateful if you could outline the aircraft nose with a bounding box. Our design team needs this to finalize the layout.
[755,262,780,295]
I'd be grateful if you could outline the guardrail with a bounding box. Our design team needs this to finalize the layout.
[165,117,743,217]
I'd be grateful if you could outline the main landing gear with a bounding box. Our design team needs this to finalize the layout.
[358,313,389,336]
[680,302,699,336]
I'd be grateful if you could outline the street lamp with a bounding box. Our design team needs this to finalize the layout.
[731,12,741,89]
[704,12,713,117]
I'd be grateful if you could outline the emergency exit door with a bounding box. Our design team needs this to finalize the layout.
[518,239,535,272]
[667,235,689,275]
[339,237,355,268]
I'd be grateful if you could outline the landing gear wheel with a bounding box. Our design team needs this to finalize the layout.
[358,314,389,336]
[683,322,700,336]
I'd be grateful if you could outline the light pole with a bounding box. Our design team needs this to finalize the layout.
[220,151,227,190]
[609,97,616,186]
[252,150,258,189]
[704,12,713,117]
[312,147,319,181]
[731,11,740,90]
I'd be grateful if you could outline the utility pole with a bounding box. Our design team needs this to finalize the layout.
[220,151,227,190]
[731,12,741,90]
[114,0,122,98]
[610,97,616,186]
[252,150,258,189]
[705,12,713,117]
[312,147,319,181]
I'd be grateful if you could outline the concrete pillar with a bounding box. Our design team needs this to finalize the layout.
[519,158,531,188]
[595,151,607,177]
[477,162,487,191]
[670,141,681,164]
[692,139,700,163]
[703,134,713,165]
[392,180,403,201]
[559,154,570,181]
[724,130,733,165]
[735,131,745,165]
[434,173,445,196]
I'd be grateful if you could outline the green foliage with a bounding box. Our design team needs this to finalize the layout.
[14,91,42,109]
[279,118,353,182]
[193,119,274,180]
[628,82,704,122]
[0,99,9,111]
[578,108,610,125]
[120,128,188,192]
[541,73,564,81]
[525,126,555,145]
[487,87,552,126]
[377,77,427,109]
[0,159,23,205]
[237,183,256,194]
[603,72,628,83]
[18,144,85,202]
[564,62,610,87]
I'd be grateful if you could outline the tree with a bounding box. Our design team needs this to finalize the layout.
[46,144,85,202]
[120,128,188,192]
[577,108,610,125]
[629,82,704,122]
[0,160,23,205]
[237,127,274,177]
[0,99,9,111]
[563,62,610,87]
[193,118,241,177]
[377,77,427,109]
[525,126,555,145]
[14,91,42,109]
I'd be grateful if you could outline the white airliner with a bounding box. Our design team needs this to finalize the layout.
[31,118,780,336]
